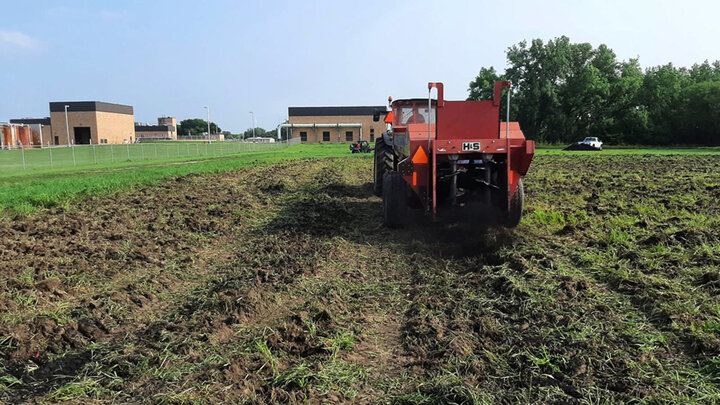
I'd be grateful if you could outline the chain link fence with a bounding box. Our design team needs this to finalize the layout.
[0,139,299,172]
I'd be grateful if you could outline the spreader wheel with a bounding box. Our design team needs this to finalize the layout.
[505,178,525,228]
[382,172,407,228]
[373,137,393,196]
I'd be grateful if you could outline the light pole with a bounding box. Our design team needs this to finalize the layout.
[249,111,256,138]
[64,105,70,144]
[203,106,210,139]
[64,105,76,165]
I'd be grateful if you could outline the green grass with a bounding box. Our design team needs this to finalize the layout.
[0,141,293,172]
[0,144,353,214]
[0,141,298,173]
[2,143,718,215]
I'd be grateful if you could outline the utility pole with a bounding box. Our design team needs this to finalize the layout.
[250,111,256,138]
[64,105,76,165]
[204,106,210,139]
[64,105,71,145]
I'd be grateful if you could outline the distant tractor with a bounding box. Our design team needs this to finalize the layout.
[373,81,535,228]
[350,140,373,153]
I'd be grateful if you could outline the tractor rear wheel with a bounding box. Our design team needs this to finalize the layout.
[505,178,525,228]
[382,172,407,228]
[373,137,393,196]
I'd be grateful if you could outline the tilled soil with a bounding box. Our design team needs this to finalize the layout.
[1,154,719,404]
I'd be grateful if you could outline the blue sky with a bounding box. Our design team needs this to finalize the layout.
[1,0,718,132]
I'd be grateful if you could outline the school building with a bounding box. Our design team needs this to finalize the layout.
[285,106,387,143]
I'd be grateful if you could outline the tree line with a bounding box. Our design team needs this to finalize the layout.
[468,36,720,145]
[177,119,221,136]
[177,119,286,140]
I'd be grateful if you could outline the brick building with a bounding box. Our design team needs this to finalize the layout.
[11,101,135,145]
[286,106,387,143]
[48,101,135,145]
[135,117,177,141]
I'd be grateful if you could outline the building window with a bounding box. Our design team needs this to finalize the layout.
[54,136,59,145]
[345,131,353,141]
[322,131,330,142]
[300,131,307,142]
[370,128,375,142]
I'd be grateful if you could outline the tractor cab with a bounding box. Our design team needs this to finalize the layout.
[383,99,437,158]
[390,99,436,127]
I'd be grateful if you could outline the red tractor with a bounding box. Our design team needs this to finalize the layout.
[373,81,535,228]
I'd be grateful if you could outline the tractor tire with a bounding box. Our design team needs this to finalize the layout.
[382,172,407,228]
[504,178,525,228]
[373,137,393,197]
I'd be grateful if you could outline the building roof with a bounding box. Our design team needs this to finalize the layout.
[49,101,133,115]
[288,106,385,117]
[135,125,175,132]
[10,117,51,125]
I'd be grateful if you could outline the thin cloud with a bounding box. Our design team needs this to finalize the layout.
[0,30,42,52]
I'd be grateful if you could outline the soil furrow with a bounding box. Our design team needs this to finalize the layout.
[1,154,719,403]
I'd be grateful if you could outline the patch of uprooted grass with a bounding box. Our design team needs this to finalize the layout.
[377,156,720,402]
[3,153,720,404]
[385,155,720,403]
[517,155,720,396]
[2,158,383,403]
[274,358,368,400]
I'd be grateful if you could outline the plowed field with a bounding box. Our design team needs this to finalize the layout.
[1,154,719,404]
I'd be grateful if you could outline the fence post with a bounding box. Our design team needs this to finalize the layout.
[141,144,145,160]
[155,144,158,158]
[187,143,190,156]
[21,144,26,170]
[126,143,130,160]
[49,146,53,168]
[93,144,97,164]
[111,144,114,163]
[196,144,199,155]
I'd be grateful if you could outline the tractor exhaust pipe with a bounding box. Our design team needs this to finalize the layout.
[506,81,511,139]
[427,88,433,152]
[493,81,512,138]
[427,82,444,151]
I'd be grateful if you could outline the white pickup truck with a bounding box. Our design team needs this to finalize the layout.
[578,137,603,150]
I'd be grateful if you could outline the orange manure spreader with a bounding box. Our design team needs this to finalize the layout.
[373,81,535,228]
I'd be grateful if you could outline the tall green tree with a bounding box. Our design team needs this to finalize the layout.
[604,59,647,144]
[467,36,720,145]
[677,81,720,145]
[177,119,221,136]
[636,64,692,144]
[467,67,503,101]
[242,127,267,139]
[689,60,720,83]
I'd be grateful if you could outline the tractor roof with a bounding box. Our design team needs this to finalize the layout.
[392,98,438,105]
